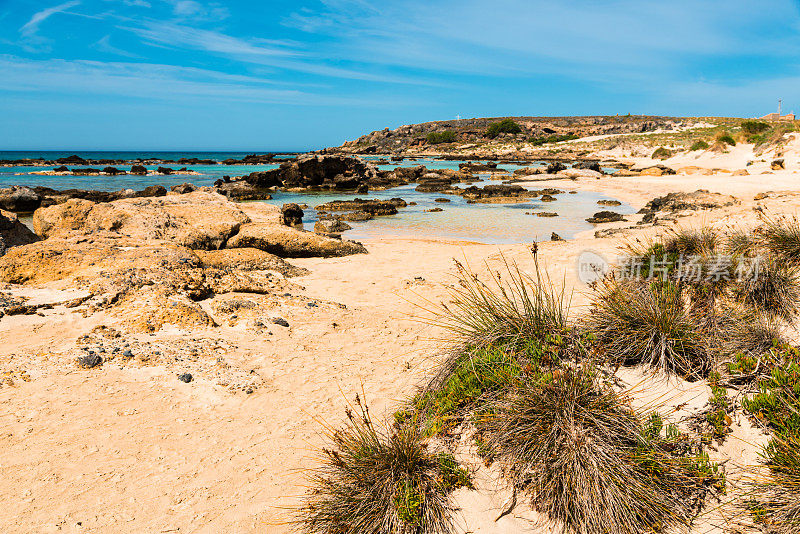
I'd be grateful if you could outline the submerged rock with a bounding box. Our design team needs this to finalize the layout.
[586,211,625,224]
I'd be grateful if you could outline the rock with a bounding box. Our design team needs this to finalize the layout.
[77,353,103,368]
[171,183,196,194]
[57,154,86,164]
[314,219,352,235]
[550,232,564,241]
[557,168,602,179]
[138,185,167,197]
[33,192,249,249]
[547,162,566,174]
[157,166,173,175]
[586,211,625,224]
[0,186,41,213]
[0,210,38,254]
[573,161,601,172]
[434,198,451,203]
[426,207,444,212]
[130,165,147,175]
[771,159,785,170]
[103,167,122,175]
[536,212,558,217]
[227,223,367,258]
[271,317,289,327]
[281,203,305,227]
[178,373,193,383]
[540,194,556,202]
[637,165,676,176]
[315,199,402,217]
[597,200,622,206]
[243,155,378,190]
[642,190,738,212]
[195,248,308,277]
[754,192,769,201]
[732,169,749,176]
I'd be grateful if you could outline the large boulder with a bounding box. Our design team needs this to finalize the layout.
[0,209,39,256]
[281,203,304,227]
[243,155,378,190]
[32,192,249,249]
[227,223,367,258]
[0,186,41,213]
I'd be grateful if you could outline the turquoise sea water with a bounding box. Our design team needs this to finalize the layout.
[3,151,633,243]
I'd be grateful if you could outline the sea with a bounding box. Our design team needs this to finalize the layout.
[0,151,634,244]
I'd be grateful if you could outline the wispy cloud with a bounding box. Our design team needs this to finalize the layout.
[20,0,81,37]
[0,54,414,107]
[91,35,142,58]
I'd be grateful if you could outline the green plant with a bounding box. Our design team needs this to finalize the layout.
[485,118,522,138]
[426,131,457,145]
[716,133,736,146]
[476,365,721,534]
[690,140,710,151]
[529,133,579,145]
[741,120,771,135]
[299,397,466,533]
[705,371,731,442]
[652,147,672,159]
[585,278,710,379]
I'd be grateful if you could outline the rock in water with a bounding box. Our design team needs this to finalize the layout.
[586,211,625,224]
[281,203,304,227]
[0,186,41,213]
[314,219,352,235]
[0,209,39,255]
[551,232,564,241]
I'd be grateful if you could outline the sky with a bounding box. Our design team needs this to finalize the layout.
[1,0,799,151]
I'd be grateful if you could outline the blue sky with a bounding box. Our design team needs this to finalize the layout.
[1,0,799,150]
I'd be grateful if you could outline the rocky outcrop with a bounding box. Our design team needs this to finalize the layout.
[0,209,38,256]
[586,211,625,224]
[642,190,738,212]
[0,186,41,213]
[314,219,352,235]
[227,223,366,258]
[243,155,378,191]
[281,203,304,227]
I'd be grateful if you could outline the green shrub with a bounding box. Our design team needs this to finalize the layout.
[741,120,771,135]
[690,140,710,151]
[529,133,579,146]
[485,119,522,138]
[717,133,736,146]
[299,397,467,534]
[652,147,672,159]
[426,131,457,145]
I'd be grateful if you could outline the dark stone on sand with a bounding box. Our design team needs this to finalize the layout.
[77,354,103,368]
[551,232,564,241]
[547,162,566,174]
[178,373,193,383]
[281,203,304,227]
[272,317,290,327]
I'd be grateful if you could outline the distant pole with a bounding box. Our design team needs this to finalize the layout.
[456,114,461,121]
[779,99,782,116]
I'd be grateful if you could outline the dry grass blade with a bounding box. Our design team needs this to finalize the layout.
[759,215,800,265]
[732,257,800,321]
[742,437,800,534]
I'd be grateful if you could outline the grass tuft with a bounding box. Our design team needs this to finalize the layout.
[476,365,720,534]
[299,397,469,534]
[760,215,800,265]
[585,278,710,379]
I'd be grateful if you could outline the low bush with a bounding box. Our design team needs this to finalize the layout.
[529,133,579,146]
[651,147,672,159]
[741,120,771,135]
[690,140,710,151]
[485,119,521,138]
[716,133,737,146]
[299,397,470,534]
[426,131,457,145]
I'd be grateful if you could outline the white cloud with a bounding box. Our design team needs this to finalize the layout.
[20,1,81,37]
[91,34,142,58]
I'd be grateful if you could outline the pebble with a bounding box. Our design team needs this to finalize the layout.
[178,373,193,383]
[77,354,103,369]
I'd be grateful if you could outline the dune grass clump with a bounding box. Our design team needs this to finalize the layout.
[732,258,800,321]
[585,278,710,379]
[651,147,672,160]
[476,365,721,534]
[690,140,710,151]
[299,397,470,534]
[760,215,800,265]
[716,133,737,146]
